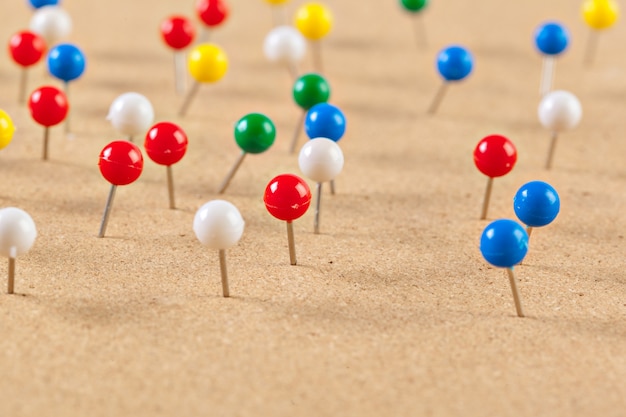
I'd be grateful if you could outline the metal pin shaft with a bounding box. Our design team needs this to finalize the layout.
[98,184,117,238]
[218,152,247,194]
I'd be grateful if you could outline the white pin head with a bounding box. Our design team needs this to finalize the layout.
[107,92,155,137]
[29,6,72,46]
[538,90,582,132]
[263,25,306,64]
[193,200,245,250]
[298,137,344,183]
[0,208,37,259]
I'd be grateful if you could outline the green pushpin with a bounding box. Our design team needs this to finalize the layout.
[399,0,429,48]
[218,113,276,194]
[289,72,330,154]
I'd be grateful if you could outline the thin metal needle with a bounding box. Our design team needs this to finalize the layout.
[98,185,117,238]
[166,165,176,209]
[178,81,200,117]
[218,152,247,194]
[286,221,296,265]
[289,110,306,154]
[427,82,448,114]
[314,182,322,234]
[480,177,494,220]
[219,249,229,297]
[7,257,15,294]
[506,267,525,318]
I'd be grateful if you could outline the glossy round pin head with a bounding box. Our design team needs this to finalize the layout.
[473,135,517,178]
[193,200,244,250]
[0,110,16,150]
[534,22,569,55]
[538,90,582,132]
[264,174,312,221]
[29,5,72,45]
[582,0,619,30]
[28,0,60,8]
[28,85,69,127]
[144,122,188,166]
[480,219,529,268]
[234,113,276,154]
[47,43,86,82]
[298,137,344,183]
[436,45,473,82]
[9,31,46,67]
[160,16,196,50]
[304,103,345,141]
[263,26,307,64]
[188,43,228,83]
[0,208,37,259]
[196,0,229,28]
[107,92,155,137]
[513,181,560,228]
[400,0,428,12]
[294,3,333,40]
[292,73,330,110]
[98,141,144,186]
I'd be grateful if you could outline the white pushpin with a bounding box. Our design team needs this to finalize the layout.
[298,137,344,234]
[263,25,306,80]
[193,200,245,298]
[107,92,155,142]
[29,5,72,46]
[0,208,37,294]
[538,90,582,170]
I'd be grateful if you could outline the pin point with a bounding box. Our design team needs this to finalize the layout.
[473,135,517,220]
[178,43,228,117]
[534,22,569,96]
[28,0,60,8]
[290,73,330,153]
[0,110,16,151]
[8,30,46,104]
[264,0,291,26]
[144,122,188,209]
[160,16,196,95]
[513,181,560,240]
[107,92,155,142]
[263,25,307,80]
[193,200,244,297]
[218,113,276,194]
[399,0,429,48]
[47,43,86,134]
[294,2,333,73]
[298,138,344,234]
[97,141,144,238]
[428,45,473,114]
[538,90,582,170]
[28,85,69,160]
[264,174,312,265]
[195,0,229,41]
[29,5,72,46]
[0,208,37,295]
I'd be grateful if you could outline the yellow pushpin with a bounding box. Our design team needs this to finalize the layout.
[294,2,333,73]
[581,0,620,64]
[178,43,228,116]
[0,110,16,150]
[264,0,291,26]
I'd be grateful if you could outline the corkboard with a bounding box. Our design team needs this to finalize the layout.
[1,0,625,416]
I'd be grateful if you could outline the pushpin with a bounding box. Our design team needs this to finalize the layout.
[0,208,37,294]
[97,141,144,238]
[178,43,228,117]
[304,102,346,194]
[473,135,517,220]
[8,30,46,103]
[263,174,312,265]
[264,0,291,26]
[480,219,529,317]
[28,0,60,8]
[160,16,196,94]
[294,2,333,73]
[513,181,560,239]
[538,90,582,170]
[398,0,429,48]
[107,92,155,142]
[47,43,86,134]
[195,0,229,41]
[193,200,244,297]
[28,85,69,160]
[144,122,189,209]
[218,113,276,194]
[298,138,344,234]
[428,45,473,114]
[29,5,72,46]
[263,25,307,80]
[534,22,569,96]
[290,72,330,153]
[0,110,16,151]
[581,0,619,65]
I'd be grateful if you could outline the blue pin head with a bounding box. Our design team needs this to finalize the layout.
[534,22,569,56]
[28,0,60,8]
[436,45,473,82]
[47,43,86,83]
[513,181,560,228]
[480,219,529,268]
[304,103,346,142]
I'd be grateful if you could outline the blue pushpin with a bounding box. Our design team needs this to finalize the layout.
[47,43,86,133]
[513,180,560,239]
[480,219,529,317]
[534,22,569,95]
[428,45,473,114]
[27,0,60,8]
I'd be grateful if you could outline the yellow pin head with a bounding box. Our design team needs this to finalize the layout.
[0,109,16,150]
[265,0,290,5]
[582,0,619,30]
[294,3,333,40]
[188,44,229,83]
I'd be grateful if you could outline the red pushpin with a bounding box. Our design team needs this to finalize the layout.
[97,141,144,238]
[27,85,69,161]
[160,16,196,95]
[263,174,311,265]
[8,30,46,104]
[195,0,229,41]
[144,122,188,209]
[473,134,517,220]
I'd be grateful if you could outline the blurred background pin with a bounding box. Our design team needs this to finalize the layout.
[29,5,72,47]
[294,2,333,73]
[263,25,306,80]
[290,73,330,153]
[428,45,473,114]
[264,0,291,26]
[0,110,17,152]
[47,43,86,134]
[8,30,46,104]
[0,208,37,295]
[107,92,155,142]
[160,16,196,95]
[398,0,429,48]
[581,0,619,65]
[195,0,229,41]
[538,90,582,170]
[534,22,569,96]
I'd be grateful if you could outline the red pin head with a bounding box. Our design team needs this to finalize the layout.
[473,134,517,178]
[160,16,196,50]
[264,174,311,222]
[9,30,46,67]
[99,141,144,186]
[196,0,229,27]
[28,86,68,127]
[144,122,188,166]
